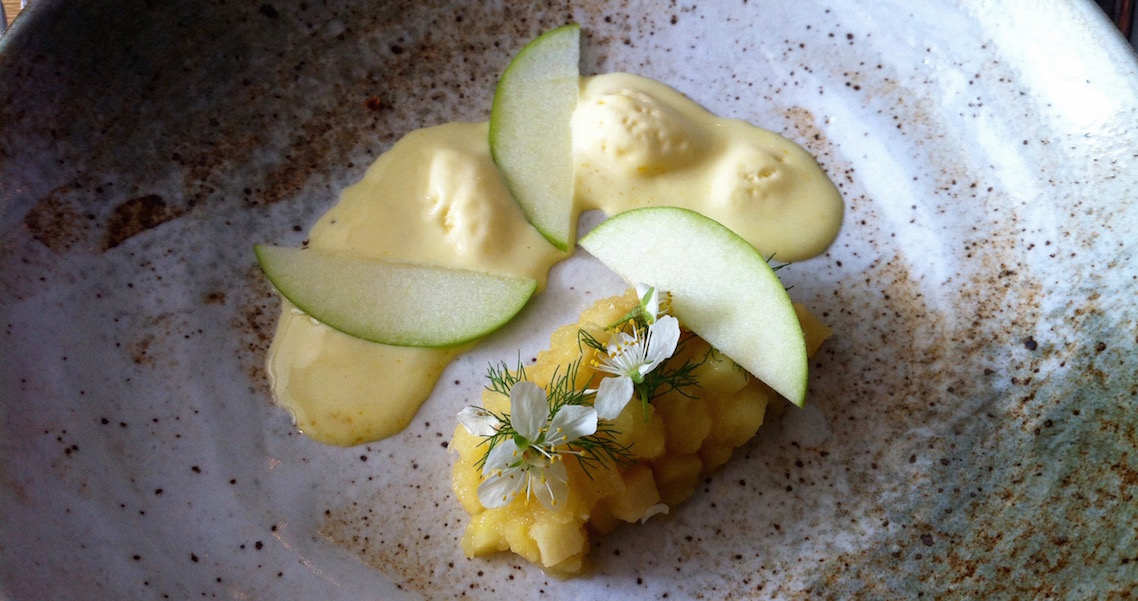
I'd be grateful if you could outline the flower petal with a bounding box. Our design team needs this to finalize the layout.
[478,465,527,508]
[509,381,548,442]
[532,459,570,510]
[636,283,659,323]
[641,315,680,375]
[639,503,670,523]
[482,438,521,476]
[594,375,634,420]
[457,406,499,437]
[546,405,598,446]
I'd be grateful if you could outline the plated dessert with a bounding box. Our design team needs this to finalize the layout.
[256,24,842,572]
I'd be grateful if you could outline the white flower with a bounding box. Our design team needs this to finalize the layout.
[474,381,598,510]
[592,314,681,420]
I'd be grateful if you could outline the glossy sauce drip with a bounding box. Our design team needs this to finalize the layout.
[267,122,562,445]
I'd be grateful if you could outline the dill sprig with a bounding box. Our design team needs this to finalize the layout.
[577,328,607,354]
[573,419,634,478]
[473,357,634,474]
[474,357,525,471]
[768,255,794,291]
[640,338,707,401]
[486,357,526,398]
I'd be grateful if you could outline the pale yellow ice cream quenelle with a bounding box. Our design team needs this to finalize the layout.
[572,73,842,262]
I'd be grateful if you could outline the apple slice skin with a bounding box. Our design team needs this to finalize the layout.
[255,245,537,348]
[489,23,580,252]
[578,207,809,406]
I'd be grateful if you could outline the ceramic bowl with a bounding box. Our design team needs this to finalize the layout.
[2,1,1136,598]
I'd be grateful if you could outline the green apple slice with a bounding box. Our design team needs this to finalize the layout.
[255,245,537,348]
[489,24,580,252]
[578,207,809,406]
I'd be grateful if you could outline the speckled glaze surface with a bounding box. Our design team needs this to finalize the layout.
[2,1,1136,599]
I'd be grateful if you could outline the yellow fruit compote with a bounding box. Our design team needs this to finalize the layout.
[451,289,831,575]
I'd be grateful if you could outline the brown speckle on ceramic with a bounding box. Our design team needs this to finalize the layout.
[2,0,1136,599]
[103,194,184,250]
[21,185,94,253]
